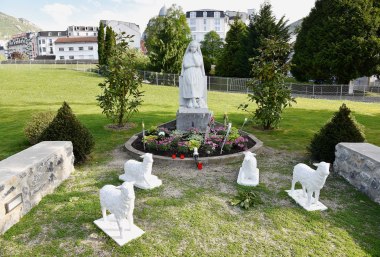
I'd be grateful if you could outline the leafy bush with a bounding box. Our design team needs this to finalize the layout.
[230,189,263,210]
[24,111,55,145]
[188,139,201,151]
[228,127,240,141]
[177,141,189,154]
[39,102,95,164]
[308,103,365,163]
[187,134,204,143]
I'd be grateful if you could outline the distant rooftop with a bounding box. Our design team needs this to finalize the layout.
[55,37,97,44]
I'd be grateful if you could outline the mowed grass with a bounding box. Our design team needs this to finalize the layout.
[0,64,379,160]
[0,65,380,256]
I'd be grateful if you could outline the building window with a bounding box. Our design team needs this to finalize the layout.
[42,47,46,52]
[49,39,53,46]
[214,12,220,18]
[38,40,41,44]
[42,39,45,44]
[69,32,71,36]
[69,47,74,51]
[215,19,221,31]
[94,32,97,36]
[59,47,64,51]
[60,56,64,60]
[192,35,196,41]
[58,32,61,36]
[79,47,84,50]
[69,56,74,60]
[48,32,52,36]
[203,12,207,18]
[190,19,196,26]
[88,46,94,50]
[190,12,196,18]
[190,27,196,32]
[49,47,53,54]
[77,33,80,36]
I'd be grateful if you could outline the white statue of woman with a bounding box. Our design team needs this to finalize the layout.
[179,41,208,109]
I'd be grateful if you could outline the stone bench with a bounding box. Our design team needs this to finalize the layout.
[0,141,74,234]
[334,143,380,204]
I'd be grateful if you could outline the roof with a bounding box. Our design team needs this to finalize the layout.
[38,31,68,37]
[186,10,225,18]
[55,37,97,44]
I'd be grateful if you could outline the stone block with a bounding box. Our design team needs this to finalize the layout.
[0,141,74,234]
[176,107,211,132]
[334,143,380,205]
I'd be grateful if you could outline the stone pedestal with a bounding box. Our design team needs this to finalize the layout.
[285,190,328,211]
[237,168,259,186]
[94,214,144,246]
[176,107,211,132]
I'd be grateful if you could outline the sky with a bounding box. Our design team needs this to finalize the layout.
[2,0,316,32]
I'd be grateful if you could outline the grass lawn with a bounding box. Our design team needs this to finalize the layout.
[0,65,379,256]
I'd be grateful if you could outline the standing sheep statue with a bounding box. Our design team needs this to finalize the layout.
[286,162,330,211]
[94,181,145,246]
[119,153,162,189]
[237,151,259,186]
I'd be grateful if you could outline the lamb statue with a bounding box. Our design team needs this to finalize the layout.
[119,153,162,189]
[99,182,135,239]
[290,162,330,208]
[237,151,259,186]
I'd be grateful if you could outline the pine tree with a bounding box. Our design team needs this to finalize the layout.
[39,102,95,164]
[246,2,290,75]
[308,104,365,162]
[216,17,248,77]
[97,22,105,65]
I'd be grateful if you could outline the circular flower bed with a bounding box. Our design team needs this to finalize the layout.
[132,121,256,158]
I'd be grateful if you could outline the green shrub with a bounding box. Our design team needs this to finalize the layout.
[230,189,263,210]
[308,103,365,163]
[39,102,95,164]
[24,111,55,145]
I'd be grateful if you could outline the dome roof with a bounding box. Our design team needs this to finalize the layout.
[159,5,167,16]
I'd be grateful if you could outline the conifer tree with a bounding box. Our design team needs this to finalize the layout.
[216,17,248,77]
[39,102,95,164]
[97,22,105,65]
[292,0,380,84]
[308,104,365,162]
[104,26,116,66]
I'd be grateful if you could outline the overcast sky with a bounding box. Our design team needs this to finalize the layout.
[2,0,316,32]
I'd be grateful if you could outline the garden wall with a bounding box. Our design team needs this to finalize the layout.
[334,143,380,204]
[0,141,74,234]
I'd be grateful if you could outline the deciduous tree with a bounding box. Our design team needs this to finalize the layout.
[239,37,295,130]
[97,34,144,126]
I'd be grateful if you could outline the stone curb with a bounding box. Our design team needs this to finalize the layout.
[124,120,263,165]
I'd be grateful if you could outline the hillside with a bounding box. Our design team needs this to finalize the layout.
[0,12,41,41]
[288,18,303,35]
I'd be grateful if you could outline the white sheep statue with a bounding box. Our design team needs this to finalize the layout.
[237,151,259,186]
[99,181,135,239]
[291,162,330,207]
[119,153,162,189]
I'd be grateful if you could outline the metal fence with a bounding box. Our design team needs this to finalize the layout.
[1,62,379,102]
[139,70,380,102]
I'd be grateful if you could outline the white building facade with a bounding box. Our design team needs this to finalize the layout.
[186,9,228,43]
[100,20,141,49]
[54,37,98,60]
[7,32,37,59]
[36,31,67,57]
[67,26,98,37]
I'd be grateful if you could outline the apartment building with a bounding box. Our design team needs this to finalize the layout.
[36,31,68,57]
[54,37,98,60]
[100,20,141,49]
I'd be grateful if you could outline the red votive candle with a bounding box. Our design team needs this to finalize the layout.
[180,154,185,159]
[172,154,176,159]
[197,162,203,170]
